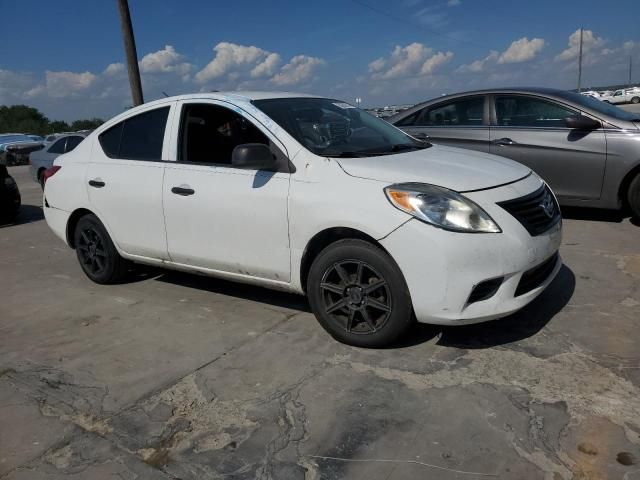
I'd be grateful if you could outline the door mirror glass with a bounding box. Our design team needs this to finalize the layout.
[564,115,600,130]
[231,143,277,170]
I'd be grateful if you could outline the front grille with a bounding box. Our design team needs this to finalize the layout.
[497,185,560,236]
[468,277,504,304]
[515,252,559,296]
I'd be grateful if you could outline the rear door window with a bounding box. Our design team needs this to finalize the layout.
[407,96,485,127]
[98,106,170,160]
[64,136,84,153]
[48,138,67,154]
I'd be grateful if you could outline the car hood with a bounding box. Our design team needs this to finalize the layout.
[336,144,531,192]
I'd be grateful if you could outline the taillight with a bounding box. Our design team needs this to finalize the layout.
[43,166,61,184]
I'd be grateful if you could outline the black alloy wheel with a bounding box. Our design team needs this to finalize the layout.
[320,260,392,334]
[74,214,128,284]
[307,239,413,347]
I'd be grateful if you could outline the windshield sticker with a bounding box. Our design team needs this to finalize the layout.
[332,102,356,109]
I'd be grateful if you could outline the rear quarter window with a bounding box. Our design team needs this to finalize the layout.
[98,106,169,160]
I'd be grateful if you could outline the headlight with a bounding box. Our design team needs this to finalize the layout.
[384,183,501,233]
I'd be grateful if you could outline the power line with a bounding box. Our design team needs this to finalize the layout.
[347,0,476,47]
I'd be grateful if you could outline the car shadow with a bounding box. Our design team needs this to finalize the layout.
[560,206,631,223]
[153,268,311,312]
[0,204,44,228]
[435,264,575,349]
[148,263,574,350]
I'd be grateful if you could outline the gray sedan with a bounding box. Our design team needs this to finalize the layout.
[390,87,640,218]
[29,133,85,187]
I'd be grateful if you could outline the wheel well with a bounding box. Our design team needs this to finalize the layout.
[37,167,46,179]
[618,164,640,208]
[66,208,94,248]
[299,227,388,293]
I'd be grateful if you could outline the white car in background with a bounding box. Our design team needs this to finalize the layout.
[43,92,562,347]
[602,88,640,104]
[30,133,86,187]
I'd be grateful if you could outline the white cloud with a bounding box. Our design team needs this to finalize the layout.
[139,45,191,76]
[44,71,97,98]
[250,52,282,78]
[104,63,125,75]
[195,42,274,83]
[498,37,545,64]
[371,43,452,80]
[457,51,498,73]
[447,0,461,6]
[368,57,386,73]
[419,51,454,74]
[271,55,324,86]
[555,29,605,62]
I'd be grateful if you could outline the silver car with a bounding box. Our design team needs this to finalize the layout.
[30,133,85,187]
[390,87,640,218]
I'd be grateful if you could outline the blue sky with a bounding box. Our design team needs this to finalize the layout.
[1,0,639,120]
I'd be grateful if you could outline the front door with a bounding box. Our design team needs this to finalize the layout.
[489,94,606,200]
[162,101,291,282]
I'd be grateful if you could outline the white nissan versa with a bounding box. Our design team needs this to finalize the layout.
[43,92,563,347]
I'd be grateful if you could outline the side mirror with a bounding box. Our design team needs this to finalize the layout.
[231,143,277,170]
[564,115,600,130]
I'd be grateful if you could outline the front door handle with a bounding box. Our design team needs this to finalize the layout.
[492,137,516,146]
[171,186,195,196]
[88,179,105,188]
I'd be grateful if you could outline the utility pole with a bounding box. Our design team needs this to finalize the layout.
[629,56,633,87]
[116,0,143,106]
[577,27,583,92]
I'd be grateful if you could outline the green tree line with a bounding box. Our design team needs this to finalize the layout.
[0,105,104,136]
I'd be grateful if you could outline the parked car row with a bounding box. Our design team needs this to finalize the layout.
[601,88,640,105]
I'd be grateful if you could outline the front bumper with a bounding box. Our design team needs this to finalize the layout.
[380,174,563,325]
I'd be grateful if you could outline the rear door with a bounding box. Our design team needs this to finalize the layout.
[86,103,174,259]
[489,94,606,200]
[395,95,491,152]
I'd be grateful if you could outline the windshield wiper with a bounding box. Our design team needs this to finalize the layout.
[324,151,369,158]
[389,143,429,152]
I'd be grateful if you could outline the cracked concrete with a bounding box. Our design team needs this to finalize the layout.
[2,166,640,479]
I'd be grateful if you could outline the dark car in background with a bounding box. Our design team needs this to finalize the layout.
[390,87,640,218]
[0,165,21,223]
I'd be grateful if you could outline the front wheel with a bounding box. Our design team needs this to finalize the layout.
[628,174,640,219]
[74,214,129,284]
[307,239,413,347]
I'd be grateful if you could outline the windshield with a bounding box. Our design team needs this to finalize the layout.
[252,97,428,157]
[558,91,640,121]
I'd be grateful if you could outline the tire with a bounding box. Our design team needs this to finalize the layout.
[631,97,640,104]
[38,169,45,190]
[73,214,129,284]
[628,174,640,219]
[307,239,413,347]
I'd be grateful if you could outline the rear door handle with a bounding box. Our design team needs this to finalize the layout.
[171,186,195,196]
[492,137,516,146]
[88,179,105,188]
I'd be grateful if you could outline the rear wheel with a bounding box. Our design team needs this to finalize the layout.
[74,214,129,284]
[307,239,413,347]
[631,96,640,104]
[628,174,640,219]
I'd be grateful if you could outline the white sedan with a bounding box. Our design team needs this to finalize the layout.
[43,92,562,347]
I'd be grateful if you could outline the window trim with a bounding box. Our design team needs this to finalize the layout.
[174,100,292,173]
[489,93,601,130]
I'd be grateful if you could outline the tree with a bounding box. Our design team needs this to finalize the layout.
[0,105,104,135]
